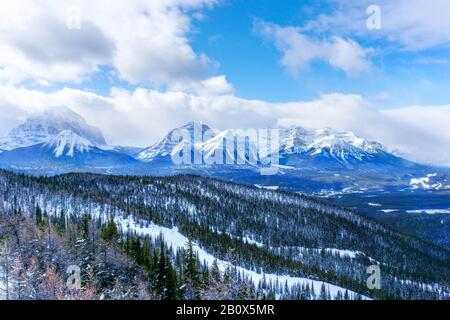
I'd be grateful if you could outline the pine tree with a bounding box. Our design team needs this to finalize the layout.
[344,289,350,300]
[101,217,119,242]
[202,259,224,300]
[58,210,66,232]
[156,242,167,297]
[35,206,43,225]
[182,239,202,300]
[319,282,327,300]
[81,214,90,240]
[164,262,179,300]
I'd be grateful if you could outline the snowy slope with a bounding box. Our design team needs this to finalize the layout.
[0,133,138,172]
[2,170,449,300]
[45,130,94,158]
[138,121,213,163]
[0,106,106,150]
[137,122,410,170]
[200,129,259,165]
[277,127,392,166]
[34,197,368,300]
[113,214,370,300]
[0,269,5,300]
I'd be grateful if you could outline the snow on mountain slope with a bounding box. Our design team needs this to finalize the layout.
[35,198,368,300]
[45,130,94,158]
[112,214,369,300]
[200,129,259,165]
[279,127,390,164]
[138,122,399,169]
[138,121,213,162]
[0,107,106,150]
[410,173,449,190]
[0,133,138,173]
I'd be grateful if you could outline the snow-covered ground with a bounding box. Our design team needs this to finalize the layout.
[254,185,279,191]
[410,173,446,190]
[380,208,450,215]
[406,208,450,214]
[380,209,398,213]
[28,197,371,300]
[107,212,369,300]
[368,203,382,207]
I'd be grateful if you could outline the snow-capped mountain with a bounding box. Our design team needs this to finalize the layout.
[0,108,137,174]
[138,122,410,170]
[138,122,261,166]
[280,127,388,159]
[0,106,106,150]
[0,137,137,175]
[275,127,407,169]
[200,129,259,165]
[131,122,435,194]
[45,130,94,158]
[138,121,213,163]
[0,113,442,192]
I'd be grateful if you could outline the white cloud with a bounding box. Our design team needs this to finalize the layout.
[307,0,450,51]
[1,86,450,166]
[170,76,234,95]
[0,0,217,85]
[254,21,370,76]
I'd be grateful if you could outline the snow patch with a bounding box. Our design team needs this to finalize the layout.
[406,208,450,215]
[380,209,398,213]
[368,203,382,207]
[254,185,279,191]
[410,174,442,190]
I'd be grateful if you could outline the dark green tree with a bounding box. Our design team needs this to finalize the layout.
[182,239,202,300]
[101,217,119,242]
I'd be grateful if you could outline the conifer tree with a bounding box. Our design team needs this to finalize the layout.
[101,217,118,242]
[182,239,202,300]
[35,206,42,225]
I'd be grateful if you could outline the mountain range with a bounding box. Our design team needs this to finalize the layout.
[1,107,448,199]
[0,107,449,279]
[0,107,435,178]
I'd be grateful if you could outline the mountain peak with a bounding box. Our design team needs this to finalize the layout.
[138,121,213,162]
[45,130,94,158]
[277,126,392,166]
[177,120,211,133]
[0,107,107,150]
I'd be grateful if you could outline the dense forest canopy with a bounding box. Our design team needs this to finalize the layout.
[0,170,449,300]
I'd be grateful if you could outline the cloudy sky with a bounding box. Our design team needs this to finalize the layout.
[1,0,450,165]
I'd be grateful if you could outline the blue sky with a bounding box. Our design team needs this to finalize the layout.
[46,0,450,107]
[186,0,450,106]
[1,0,450,165]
